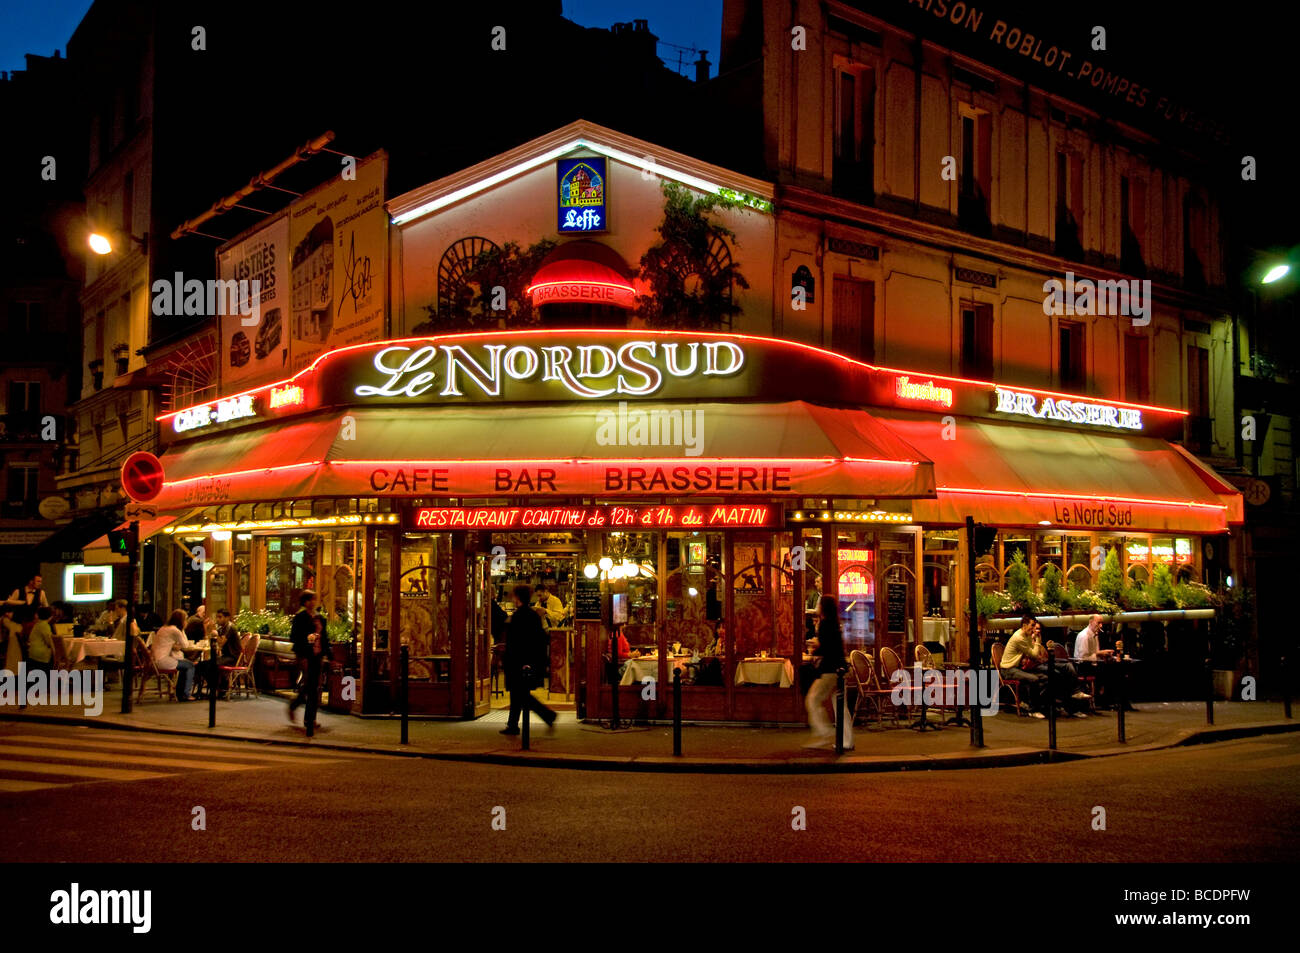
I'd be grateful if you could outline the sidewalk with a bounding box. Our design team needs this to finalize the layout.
[2,689,1295,772]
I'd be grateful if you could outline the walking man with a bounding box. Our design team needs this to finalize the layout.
[501,584,555,735]
[288,590,329,729]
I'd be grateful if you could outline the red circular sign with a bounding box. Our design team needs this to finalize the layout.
[121,451,165,502]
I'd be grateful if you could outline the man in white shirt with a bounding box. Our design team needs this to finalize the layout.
[1073,615,1104,661]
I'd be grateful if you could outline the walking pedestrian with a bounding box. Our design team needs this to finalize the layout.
[803,595,850,750]
[500,584,555,735]
[287,591,328,729]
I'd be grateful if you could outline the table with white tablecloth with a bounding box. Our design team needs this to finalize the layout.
[56,636,125,665]
[922,618,953,646]
[734,658,794,687]
[619,655,692,686]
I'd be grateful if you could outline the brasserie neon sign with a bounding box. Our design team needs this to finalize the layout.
[354,340,745,400]
[995,387,1142,430]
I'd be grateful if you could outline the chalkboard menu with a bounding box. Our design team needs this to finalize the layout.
[886,582,908,635]
[575,578,602,621]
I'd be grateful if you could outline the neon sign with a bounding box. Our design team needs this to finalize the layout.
[895,376,953,408]
[408,504,779,530]
[527,280,635,309]
[269,384,304,409]
[994,387,1142,430]
[173,395,256,433]
[838,548,875,597]
[353,341,745,401]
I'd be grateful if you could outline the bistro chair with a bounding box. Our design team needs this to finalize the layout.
[989,642,1024,716]
[877,646,910,723]
[1053,642,1095,712]
[913,643,934,669]
[218,633,259,699]
[132,635,178,703]
[848,649,895,727]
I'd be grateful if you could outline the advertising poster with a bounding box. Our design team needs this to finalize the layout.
[217,215,289,393]
[288,151,388,372]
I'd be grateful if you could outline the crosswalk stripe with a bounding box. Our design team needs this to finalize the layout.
[0,778,61,792]
[0,744,337,772]
[0,759,169,781]
[0,735,345,764]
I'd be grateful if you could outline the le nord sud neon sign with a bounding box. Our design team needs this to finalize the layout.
[354,340,746,400]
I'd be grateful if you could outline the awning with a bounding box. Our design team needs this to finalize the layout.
[32,510,124,564]
[876,409,1242,534]
[82,514,183,564]
[148,402,935,508]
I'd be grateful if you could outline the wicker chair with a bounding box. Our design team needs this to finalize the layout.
[989,642,1024,715]
[1053,642,1095,712]
[132,635,177,702]
[218,633,259,698]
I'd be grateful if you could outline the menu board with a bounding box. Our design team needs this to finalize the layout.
[574,577,602,622]
[886,582,908,635]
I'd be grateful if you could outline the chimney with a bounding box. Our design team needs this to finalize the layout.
[695,50,711,83]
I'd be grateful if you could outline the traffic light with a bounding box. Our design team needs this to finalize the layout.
[107,525,138,556]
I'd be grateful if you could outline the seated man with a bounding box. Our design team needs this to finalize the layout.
[1000,615,1048,717]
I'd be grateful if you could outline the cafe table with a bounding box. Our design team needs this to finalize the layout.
[56,635,126,666]
[619,655,692,686]
[734,657,795,688]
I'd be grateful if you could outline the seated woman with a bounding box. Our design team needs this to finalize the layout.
[152,610,198,701]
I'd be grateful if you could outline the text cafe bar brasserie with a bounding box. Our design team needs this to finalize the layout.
[126,329,1240,723]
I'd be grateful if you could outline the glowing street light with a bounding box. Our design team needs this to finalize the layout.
[1261,264,1290,284]
[88,232,113,255]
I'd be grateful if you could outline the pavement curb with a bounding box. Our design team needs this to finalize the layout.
[5,709,1295,773]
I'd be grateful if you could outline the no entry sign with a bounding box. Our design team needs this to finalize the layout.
[121,451,165,502]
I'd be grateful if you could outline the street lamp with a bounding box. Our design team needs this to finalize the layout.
[1261,263,1290,284]
[88,229,149,256]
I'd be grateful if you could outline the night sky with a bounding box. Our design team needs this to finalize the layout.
[1,0,1295,247]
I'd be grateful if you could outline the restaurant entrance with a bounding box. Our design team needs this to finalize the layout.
[487,538,583,711]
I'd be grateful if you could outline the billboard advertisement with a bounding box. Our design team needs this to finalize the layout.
[287,151,388,372]
[217,215,289,391]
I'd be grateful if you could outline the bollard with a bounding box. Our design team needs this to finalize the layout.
[969,662,985,748]
[834,666,846,754]
[208,649,218,729]
[520,664,531,751]
[1116,659,1126,743]
[1205,657,1215,726]
[1045,651,1056,751]
[610,643,620,730]
[399,646,409,745]
[672,667,682,756]
[1282,656,1292,720]
[122,642,133,714]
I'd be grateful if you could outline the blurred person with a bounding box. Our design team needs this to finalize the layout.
[288,591,328,728]
[501,584,555,735]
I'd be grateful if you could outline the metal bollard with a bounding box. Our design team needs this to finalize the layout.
[399,646,409,744]
[122,644,133,714]
[970,662,985,748]
[1205,657,1215,726]
[913,663,930,732]
[1046,653,1056,751]
[208,650,218,728]
[520,664,531,751]
[835,667,846,754]
[1282,656,1291,720]
[610,646,620,730]
[672,667,682,756]
[1116,659,1127,743]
